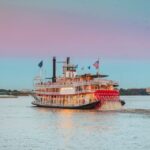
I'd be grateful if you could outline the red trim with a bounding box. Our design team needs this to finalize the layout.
[94,90,120,101]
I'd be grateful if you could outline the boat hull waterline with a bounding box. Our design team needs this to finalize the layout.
[32,100,100,109]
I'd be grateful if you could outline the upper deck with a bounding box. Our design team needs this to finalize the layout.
[35,77,118,89]
[34,57,119,92]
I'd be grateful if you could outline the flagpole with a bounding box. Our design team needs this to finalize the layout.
[39,68,42,81]
[97,58,100,76]
[38,60,43,82]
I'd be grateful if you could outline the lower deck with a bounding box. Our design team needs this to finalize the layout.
[32,89,121,109]
[36,93,95,106]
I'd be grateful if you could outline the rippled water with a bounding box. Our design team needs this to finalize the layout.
[0,96,150,150]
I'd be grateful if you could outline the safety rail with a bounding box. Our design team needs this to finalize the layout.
[34,79,118,89]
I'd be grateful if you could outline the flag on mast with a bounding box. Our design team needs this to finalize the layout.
[88,66,91,70]
[38,61,43,68]
[93,60,99,69]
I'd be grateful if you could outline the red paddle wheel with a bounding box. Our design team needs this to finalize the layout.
[94,90,120,108]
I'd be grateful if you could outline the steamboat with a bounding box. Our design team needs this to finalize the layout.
[32,57,124,110]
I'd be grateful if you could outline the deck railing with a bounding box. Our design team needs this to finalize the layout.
[34,79,117,89]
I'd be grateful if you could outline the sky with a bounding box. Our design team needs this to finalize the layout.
[0,0,150,89]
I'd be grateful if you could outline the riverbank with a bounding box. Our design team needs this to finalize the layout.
[1,88,150,96]
[0,95,18,98]
[0,89,31,97]
[120,88,150,95]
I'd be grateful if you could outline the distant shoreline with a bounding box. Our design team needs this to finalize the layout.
[0,88,150,96]
[0,95,18,98]
[0,89,31,97]
[120,88,150,96]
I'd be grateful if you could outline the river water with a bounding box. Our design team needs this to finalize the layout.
[0,96,150,150]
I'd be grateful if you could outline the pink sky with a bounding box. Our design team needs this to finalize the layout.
[0,4,150,59]
[0,1,150,89]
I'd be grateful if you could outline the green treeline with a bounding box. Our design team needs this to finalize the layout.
[0,88,149,96]
[0,89,30,96]
[120,88,149,95]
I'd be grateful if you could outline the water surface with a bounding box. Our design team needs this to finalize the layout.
[0,96,150,150]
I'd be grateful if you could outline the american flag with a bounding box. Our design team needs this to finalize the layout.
[93,60,99,69]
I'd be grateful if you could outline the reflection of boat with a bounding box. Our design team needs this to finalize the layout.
[32,57,124,110]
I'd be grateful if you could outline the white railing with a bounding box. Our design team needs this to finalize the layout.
[34,79,117,89]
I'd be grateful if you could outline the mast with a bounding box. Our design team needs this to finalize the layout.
[94,58,100,76]
[97,57,100,76]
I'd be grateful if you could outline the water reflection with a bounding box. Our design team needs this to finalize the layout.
[1,96,150,150]
[33,106,118,133]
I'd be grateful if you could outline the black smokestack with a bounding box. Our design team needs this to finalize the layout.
[66,57,70,70]
[67,57,70,64]
[52,57,56,82]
